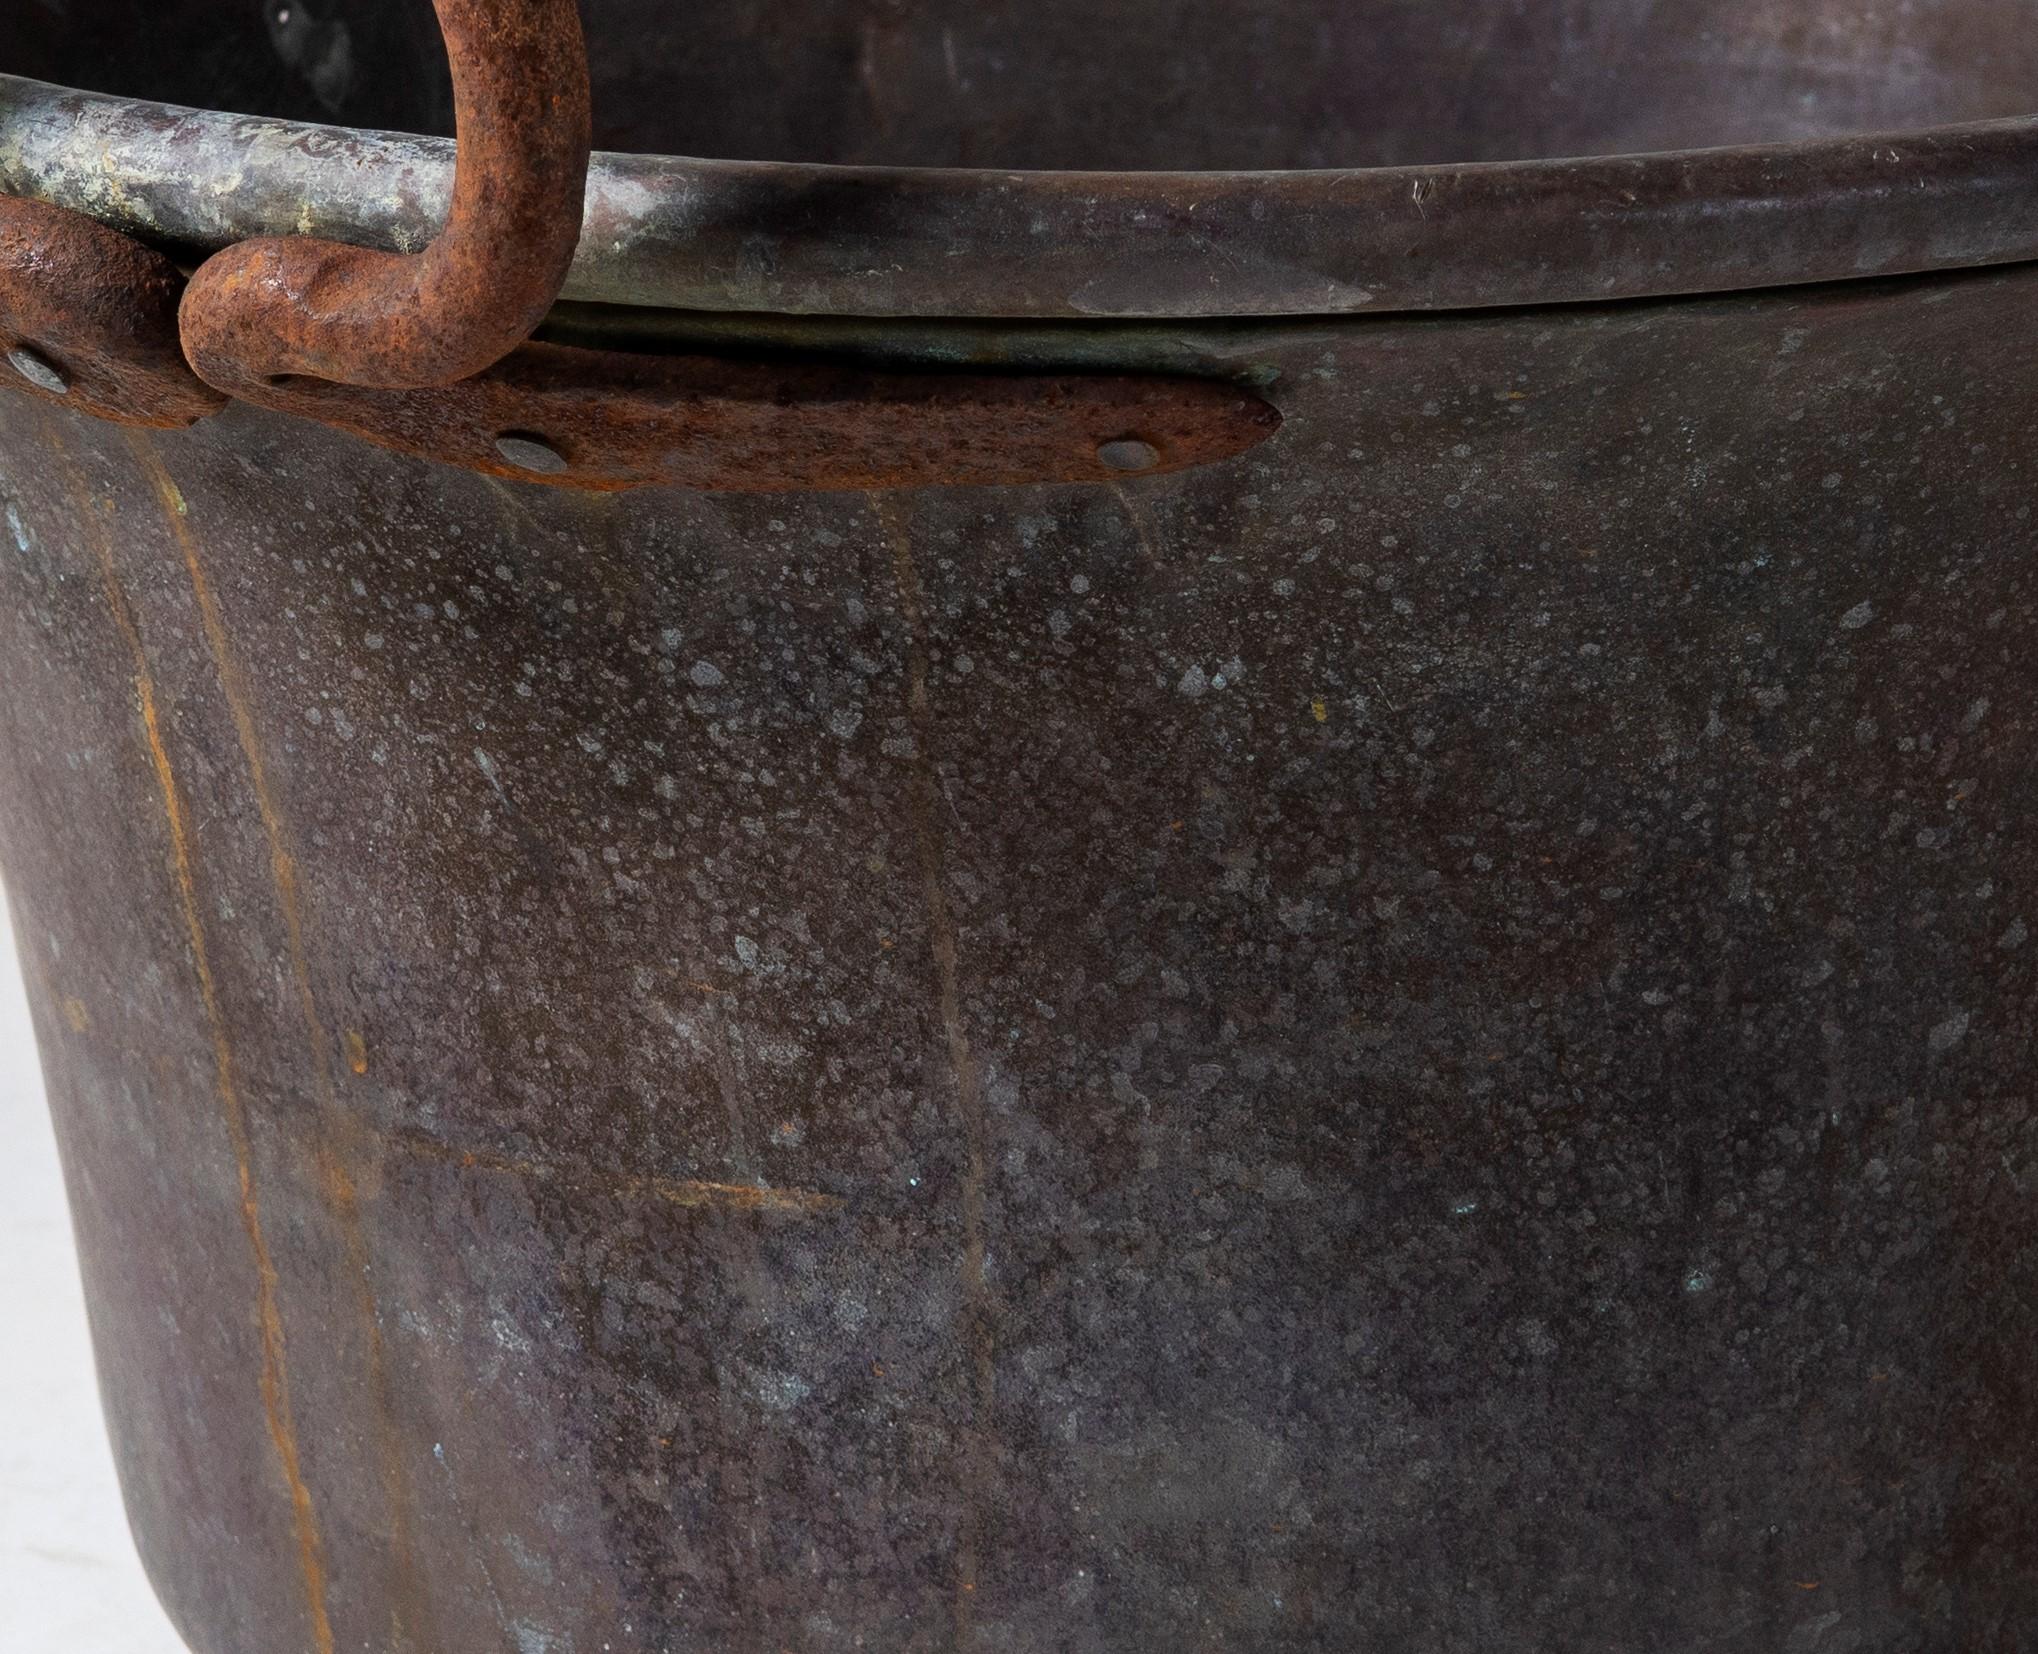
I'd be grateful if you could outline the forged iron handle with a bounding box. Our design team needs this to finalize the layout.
[180,0,592,393]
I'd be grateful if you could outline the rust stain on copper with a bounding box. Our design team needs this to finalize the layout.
[700,991,778,1650]
[1111,480,1167,574]
[66,448,336,1654]
[875,493,997,1639]
[395,1128,844,1215]
[133,435,439,1654]
[132,439,326,1085]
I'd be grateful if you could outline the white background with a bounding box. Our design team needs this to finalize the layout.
[0,921,186,1651]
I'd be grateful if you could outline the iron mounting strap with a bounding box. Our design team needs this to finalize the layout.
[0,194,223,428]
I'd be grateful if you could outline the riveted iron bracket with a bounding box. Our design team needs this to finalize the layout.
[229,341,1281,491]
[0,195,223,428]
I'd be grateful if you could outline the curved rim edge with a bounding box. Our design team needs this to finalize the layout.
[3,74,2036,321]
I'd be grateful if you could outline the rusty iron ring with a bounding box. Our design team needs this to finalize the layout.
[179,0,592,395]
[0,194,225,428]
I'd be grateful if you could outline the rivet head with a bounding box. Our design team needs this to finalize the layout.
[1096,436,1160,473]
[494,432,568,475]
[7,345,69,396]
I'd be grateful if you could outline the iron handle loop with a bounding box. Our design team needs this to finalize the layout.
[180,0,592,394]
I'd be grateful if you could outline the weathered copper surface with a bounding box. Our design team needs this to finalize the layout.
[4,2,2038,1651]
[5,262,2037,1652]
[0,194,222,427]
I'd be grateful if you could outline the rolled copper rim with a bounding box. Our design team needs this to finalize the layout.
[3,73,2035,321]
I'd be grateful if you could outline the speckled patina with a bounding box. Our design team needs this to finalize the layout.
[3,262,2036,1650]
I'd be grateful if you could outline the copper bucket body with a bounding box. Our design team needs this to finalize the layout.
[3,3,2036,1649]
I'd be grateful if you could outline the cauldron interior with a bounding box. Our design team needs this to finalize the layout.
[17,0,2037,170]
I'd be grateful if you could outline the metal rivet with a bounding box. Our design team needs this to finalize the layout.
[7,345,69,396]
[494,432,569,475]
[1096,436,1160,473]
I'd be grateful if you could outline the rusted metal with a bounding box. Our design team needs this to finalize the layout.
[152,0,1277,491]
[178,0,591,393]
[228,341,1281,490]
[0,194,222,427]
